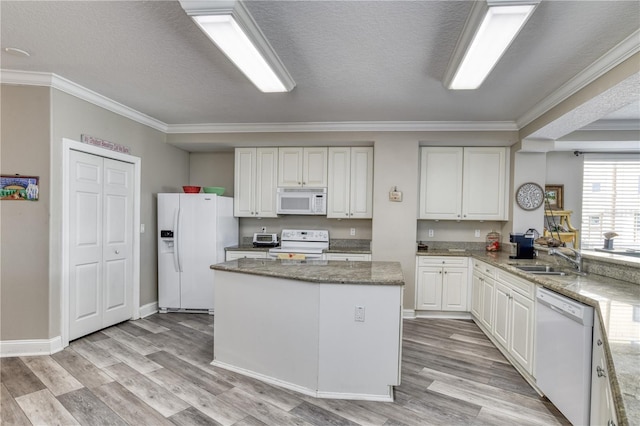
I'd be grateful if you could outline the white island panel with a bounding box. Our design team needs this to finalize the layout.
[213,271,320,392]
[317,283,402,400]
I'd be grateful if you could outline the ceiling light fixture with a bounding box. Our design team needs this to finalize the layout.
[444,0,540,90]
[179,0,295,93]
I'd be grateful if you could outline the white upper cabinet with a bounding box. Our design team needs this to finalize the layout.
[278,147,328,188]
[419,147,463,220]
[462,147,508,220]
[327,147,373,219]
[419,147,509,220]
[234,147,278,218]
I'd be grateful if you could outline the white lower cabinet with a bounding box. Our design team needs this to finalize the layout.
[493,270,535,375]
[324,253,371,261]
[471,260,496,329]
[591,319,618,426]
[225,251,268,261]
[416,257,468,311]
[471,261,535,376]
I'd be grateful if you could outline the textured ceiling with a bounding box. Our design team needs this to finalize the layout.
[1,0,639,128]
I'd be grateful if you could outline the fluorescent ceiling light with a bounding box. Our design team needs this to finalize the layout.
[444,0,539,90]
[180,0,295,93]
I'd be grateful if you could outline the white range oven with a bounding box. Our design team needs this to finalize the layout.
[268,229,329,260]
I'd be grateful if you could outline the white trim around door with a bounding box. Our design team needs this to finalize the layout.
[61,138,141,348]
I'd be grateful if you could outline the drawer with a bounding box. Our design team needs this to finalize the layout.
[472,260,496,278]
[325,253,371,261]
[496,269,535,299]
[418,256,468,267]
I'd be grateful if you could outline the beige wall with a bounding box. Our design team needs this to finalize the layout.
[49,90,190,336]
[1,84,190,341]
[1,85,51,340]
[189,152,235,196]
[546,152,584,229]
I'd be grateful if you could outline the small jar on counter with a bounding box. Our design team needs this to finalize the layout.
[486,231,501,252]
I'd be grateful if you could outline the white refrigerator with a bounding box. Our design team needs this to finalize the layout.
[157,193,238,312]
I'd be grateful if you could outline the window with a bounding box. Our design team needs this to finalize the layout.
[581,154,640,250]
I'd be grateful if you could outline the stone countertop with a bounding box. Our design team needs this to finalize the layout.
[418,249,640,425]
[212,258,403,286]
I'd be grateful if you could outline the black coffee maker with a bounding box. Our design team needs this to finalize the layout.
[509,231,536,259]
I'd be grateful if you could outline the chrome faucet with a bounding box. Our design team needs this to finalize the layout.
[548,247,583,273]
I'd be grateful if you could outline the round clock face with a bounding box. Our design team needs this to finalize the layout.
[516,182,544,211]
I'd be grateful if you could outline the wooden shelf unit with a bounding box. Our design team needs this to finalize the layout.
[544,210,580,249]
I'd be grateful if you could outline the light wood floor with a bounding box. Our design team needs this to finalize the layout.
[1,314,570,425]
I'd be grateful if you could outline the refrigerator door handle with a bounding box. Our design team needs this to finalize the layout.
[176,207,184,272]
[172,207,182,272]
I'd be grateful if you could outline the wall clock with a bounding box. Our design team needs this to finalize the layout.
[516,182,544,211]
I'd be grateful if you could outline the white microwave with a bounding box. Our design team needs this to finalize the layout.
[277,187,327,215]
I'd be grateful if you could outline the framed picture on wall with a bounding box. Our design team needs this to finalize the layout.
[545,184,563,210]
[1,175,39,201]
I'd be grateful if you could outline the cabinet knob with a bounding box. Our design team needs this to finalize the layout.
[608,420,617,426]
[115,250,120,254]
[346,213,349,216]
[597,339,603,346]
[596,365,606,378]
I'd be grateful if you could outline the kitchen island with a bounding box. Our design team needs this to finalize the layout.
[210,259,404,401]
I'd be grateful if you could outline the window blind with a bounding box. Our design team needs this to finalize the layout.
[581,154,640,250]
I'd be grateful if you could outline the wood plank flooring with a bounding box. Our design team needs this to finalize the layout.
[1,314,570,425]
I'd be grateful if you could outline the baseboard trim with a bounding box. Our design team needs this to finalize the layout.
[139,301,159,318]
[0,336,63,358]
[414,311,472,320]
[403,309,417,319]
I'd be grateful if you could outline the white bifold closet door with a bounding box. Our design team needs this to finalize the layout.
[69,150,134,341]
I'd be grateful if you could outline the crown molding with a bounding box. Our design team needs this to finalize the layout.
[517,29,640,128]
[0,70,168,132]
[166,120,518,134]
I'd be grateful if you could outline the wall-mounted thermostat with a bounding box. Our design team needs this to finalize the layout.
[389,186,402,202]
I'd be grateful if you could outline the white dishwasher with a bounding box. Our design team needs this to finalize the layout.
[535,287,594,426]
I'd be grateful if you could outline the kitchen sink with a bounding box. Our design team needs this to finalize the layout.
[515,265,567,276]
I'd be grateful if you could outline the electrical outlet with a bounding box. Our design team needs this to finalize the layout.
[354,306,365,322]
[261,226,266,233]
[350,228,356,236]
[428,229,434,237]
[475,229,481,238]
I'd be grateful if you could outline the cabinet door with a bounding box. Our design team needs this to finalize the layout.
[327,147,350,218]
[509,291,534,374]
[462,147,507,220]
[255,148,278,217]
[480,277,495,329]
[278,147,303,187]
[493,281,510,348]
[303,147,328,187]
[591,320,618,426]
[416,267,442,310]
[349,147,373,219]
[419,147,463,220]
[471,273,483,320]
[441,267,468,311]
[234,148,256,217]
